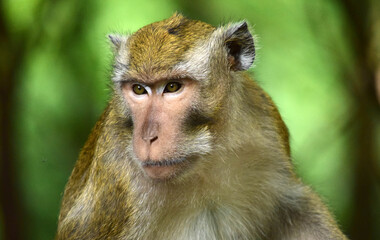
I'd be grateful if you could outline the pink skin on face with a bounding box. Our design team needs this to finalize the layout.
[122,79,198,179]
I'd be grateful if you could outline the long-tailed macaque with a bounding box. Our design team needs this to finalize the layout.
[56,13,348,240]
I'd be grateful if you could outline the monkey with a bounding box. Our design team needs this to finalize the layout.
[55,13,348,240]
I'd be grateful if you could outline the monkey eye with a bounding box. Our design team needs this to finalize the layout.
[164,82,182,93]
[132,84,147,95]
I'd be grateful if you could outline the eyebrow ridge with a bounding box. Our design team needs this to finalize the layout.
[119,74,196,85]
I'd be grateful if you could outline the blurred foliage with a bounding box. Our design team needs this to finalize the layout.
[0,0,379,239]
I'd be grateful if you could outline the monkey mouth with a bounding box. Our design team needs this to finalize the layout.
[140,157,190,179]
[141,157,187,167]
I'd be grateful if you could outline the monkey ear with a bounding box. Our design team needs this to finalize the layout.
[224,22,255,71]
[108,34,129,51]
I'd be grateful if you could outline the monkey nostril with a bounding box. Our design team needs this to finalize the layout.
[150,136,158,144]
[142,135,158,143]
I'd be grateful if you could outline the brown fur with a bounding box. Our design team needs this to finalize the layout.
[127,13,215,79]
[56,13,347,240]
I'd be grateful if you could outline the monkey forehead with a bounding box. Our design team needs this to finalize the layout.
[127,13,215,76]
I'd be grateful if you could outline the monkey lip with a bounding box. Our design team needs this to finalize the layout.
[140,157,188,179]
[141,157,187,167]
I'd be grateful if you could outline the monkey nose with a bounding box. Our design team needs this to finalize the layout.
[142,122,159,144]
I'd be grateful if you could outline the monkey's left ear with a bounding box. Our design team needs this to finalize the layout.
[224,22,255,71]
[108,34,129,52]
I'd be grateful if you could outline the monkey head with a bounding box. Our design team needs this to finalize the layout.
[109,13,255,180]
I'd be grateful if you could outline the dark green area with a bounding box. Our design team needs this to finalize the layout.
[1,0,379,239]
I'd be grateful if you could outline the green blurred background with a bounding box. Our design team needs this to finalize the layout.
[1,0,379,239]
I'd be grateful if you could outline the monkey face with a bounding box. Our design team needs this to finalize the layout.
[122,78,208,179]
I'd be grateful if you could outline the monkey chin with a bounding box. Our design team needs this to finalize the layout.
[142,165,179,179]
[141,158,187,180]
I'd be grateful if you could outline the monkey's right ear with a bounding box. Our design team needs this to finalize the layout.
[108,34,129,51]
[224,22,255,71]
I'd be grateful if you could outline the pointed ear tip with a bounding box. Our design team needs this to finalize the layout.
[108,34,128,46]
[238,21,249,29]
[108,34,116,42]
